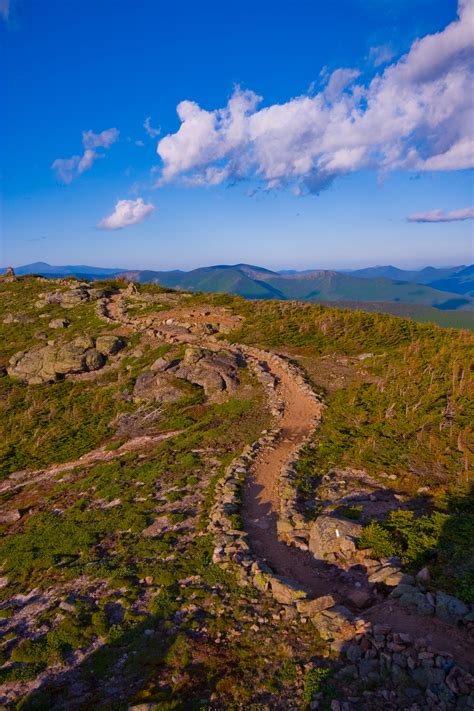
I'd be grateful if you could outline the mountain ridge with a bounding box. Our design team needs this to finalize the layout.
[3,262,473,311]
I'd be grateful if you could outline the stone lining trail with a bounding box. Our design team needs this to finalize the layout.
[102,292,474,680]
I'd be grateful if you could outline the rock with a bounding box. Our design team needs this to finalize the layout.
[72,334,95,349]
[171,347,241,402]
[7,336,110,383]
[59,600,76,613]
[296,594,338,616]
[311,605,355,641]
[4,266,15,277]
[435,591,469,625]
[308,515,363,561]
[95,335,125,355]
[85,349,106,371]
[60,287,90,308]
[445,666,474,695]
[384,573,415,587]
[267,575,311,605]
[0,510,21,524]
[49,318,70,329]
[411,666,446,689]
[390,582,417,598]
[398,590,434,616]
[416,567,431,586]
[133,372,182,403]
[368,565,402,584]
[142,516,170,537]
[345,589,372,609]
[150,356,174,372]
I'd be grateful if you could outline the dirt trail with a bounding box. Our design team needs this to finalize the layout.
[104,294,474,671]
[1,431,181,495]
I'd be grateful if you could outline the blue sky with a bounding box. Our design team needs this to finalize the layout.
[1,0,473,270]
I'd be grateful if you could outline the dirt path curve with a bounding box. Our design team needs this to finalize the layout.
[104,293,474,671]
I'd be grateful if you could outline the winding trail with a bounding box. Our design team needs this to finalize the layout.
[103,293,474,671]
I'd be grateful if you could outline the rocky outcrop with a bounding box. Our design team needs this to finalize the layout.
[7,334,125,384]
[95,335,125,355]
[35,284,108,310]
[172,346,241,402]
[133,372,182,403]
[308,515,363,562]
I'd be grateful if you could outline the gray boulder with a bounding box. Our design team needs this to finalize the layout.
[133,371,182,403]
[95,335,125,355]
[171,346,241,402]
[435,592,469,624]
[8,336,108,383]
[49,318,70,329]
[308,514,363,561]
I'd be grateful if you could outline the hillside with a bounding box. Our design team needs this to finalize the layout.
[347,264,466,284]
[5,263,474,318]
[117,264,474,312]
[0,273,473,709]
[428,265,474,297]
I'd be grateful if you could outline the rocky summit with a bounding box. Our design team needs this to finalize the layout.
[0,275,472,710]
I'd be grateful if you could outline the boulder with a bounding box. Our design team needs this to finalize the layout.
[311,605,355,640]
[49,318,70,329]
[435,592,469,625]
[345,589,372,609]
[133,371,182,403]
[171,347,241,402]
[7,336,109,383]
[296,594,338,616]
[84,349,106,371]
[0,509,21,524]
[308,514,363,561]
[95,335,125,355]
[267,575,311,605]
[398,590,434,616]
[60,287,90,308]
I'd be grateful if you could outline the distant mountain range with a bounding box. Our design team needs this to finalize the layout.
[2,262,127,281]
[3,261,474,311]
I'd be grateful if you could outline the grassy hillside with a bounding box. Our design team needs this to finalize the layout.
[0,276,473,708]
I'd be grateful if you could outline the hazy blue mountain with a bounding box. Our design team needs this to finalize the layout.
[347,264,466,283]
[5,261,473,311]
[117,263,474,310]
[0,262,126,279]
[427,265,474,297]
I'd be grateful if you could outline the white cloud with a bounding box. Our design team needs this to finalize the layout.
[408,206,474,222]
[156,0,474,194]
[97,198,155,230]
[144,116,161,138]
[369,44,395,67]
[82,128,119,150]
[52,128,119,183]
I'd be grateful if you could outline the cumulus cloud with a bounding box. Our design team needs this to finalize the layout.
[52,128,119,183]
[97,198,155,230]
[144,116,161,138]
[156,0,474,194]
[408,206,474,222]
